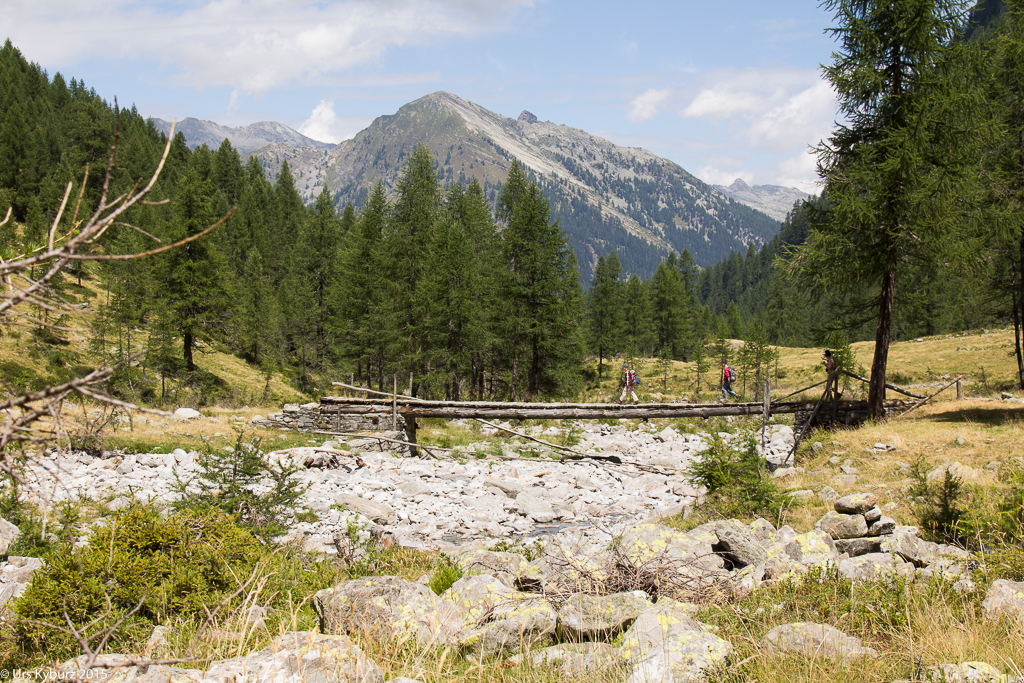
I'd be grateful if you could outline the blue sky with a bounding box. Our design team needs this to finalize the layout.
[3,0,839,192]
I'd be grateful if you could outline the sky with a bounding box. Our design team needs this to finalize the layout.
[2,0,841,192]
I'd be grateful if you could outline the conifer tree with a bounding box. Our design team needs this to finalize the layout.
[789,0,976,419]
[161,167,231,372]
[587,252,624,378]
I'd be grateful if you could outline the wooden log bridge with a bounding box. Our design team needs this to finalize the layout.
[320,389,908,456]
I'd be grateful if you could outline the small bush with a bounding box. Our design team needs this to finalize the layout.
[173,429,307,540]
[685,433,784,521]
[428,554,464,595]
[910,459,966,545]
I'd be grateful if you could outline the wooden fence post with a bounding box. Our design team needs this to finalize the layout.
[392,374,398,431]
[956,378,963,400]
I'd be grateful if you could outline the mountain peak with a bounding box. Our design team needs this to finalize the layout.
[728,177,751,192]
[518,110,539,125]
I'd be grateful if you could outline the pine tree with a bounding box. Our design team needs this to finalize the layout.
[161,167,231,372]
[789,0,977,419]
[587,251,624,378]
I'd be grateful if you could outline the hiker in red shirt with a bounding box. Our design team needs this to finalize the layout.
[617,363,640,404]
[721,360,738,401]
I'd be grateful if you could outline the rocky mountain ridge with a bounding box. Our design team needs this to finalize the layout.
[148,116,335,155]
[713,178,812,222]
[242,92,783,280]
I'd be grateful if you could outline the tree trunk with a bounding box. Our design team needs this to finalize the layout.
[1012,257,1024,390]
[184,330,195,372]
[868,266,896,420]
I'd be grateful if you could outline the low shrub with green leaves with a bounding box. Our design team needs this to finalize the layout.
[685,432,784,522]
[172,429,307,539]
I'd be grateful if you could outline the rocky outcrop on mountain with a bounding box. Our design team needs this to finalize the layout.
[713,177,812,222]
[249,91,782,280]
[148,117,335,154]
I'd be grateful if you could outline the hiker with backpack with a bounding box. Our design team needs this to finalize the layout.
[823,349,841,400]
[617,362,641,405]
[720,360,738,401]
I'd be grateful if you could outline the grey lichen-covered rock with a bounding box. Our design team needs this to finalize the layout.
[619,602,733,683]
[833,492,879,515]
[923,661,1004,682]
[57,654,204,683]
[509,642,620,676]
[867,515,897,536]
[714,519,768,567]
[750,518,777,542]
[833,537,881,557]
[761,622,878,660]
[448,544,543,590]
[782,530,839,567]
[615,523,726,581]
[818,486,839,507]
[982,579,1024,624]
[838,553,915,582]
[336,494,395,525]
[442,574,512,622]
[202,631,384,682]
[816,511,868,539]
[313,576,467,648]
[556,590,652,641]
[460,594,557,656]
[0,516,20,555]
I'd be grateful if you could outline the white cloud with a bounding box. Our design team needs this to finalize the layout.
[682,89,765,119]
[773,150,821,193]
[627,88,671,124]
[298,99,371,143]
[2,0,535,94]
[747,81,836,150]
[697,165,753,188]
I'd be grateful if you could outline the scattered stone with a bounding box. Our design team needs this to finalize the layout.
[838,553,915,582]
[556,591,652,641]
[982,579,1024,625]
[925,661,1004,682]
[818,486,838,507]
[833,474,859,487]
[620,602,733,683]
[834,492,879,515]
[336,494,396,525]
[203,631,384,682]
[761,622,878,660]
[816,511,868,540]
[0,516,20,554]
[173,407,201,420]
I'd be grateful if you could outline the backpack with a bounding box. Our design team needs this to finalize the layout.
[626,369,638,386]
[726,366,735,381]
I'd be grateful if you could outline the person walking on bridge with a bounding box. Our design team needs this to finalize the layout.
[720,360,739,401]
[617,363,640,404]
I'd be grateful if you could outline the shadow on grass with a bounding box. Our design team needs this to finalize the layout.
[924,404,1024,425]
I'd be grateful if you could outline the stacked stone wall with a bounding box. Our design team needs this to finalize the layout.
[253,402,404,433]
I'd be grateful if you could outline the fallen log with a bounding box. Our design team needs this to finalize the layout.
[840,370,927,400]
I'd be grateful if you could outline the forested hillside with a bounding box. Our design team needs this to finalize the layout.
[0,40,585,403]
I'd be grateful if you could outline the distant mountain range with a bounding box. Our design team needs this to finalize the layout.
[713,178,811,222]
[148,117,335,155]
[152,93,802,280]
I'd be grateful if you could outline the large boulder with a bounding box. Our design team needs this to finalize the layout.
[761,622,878,660]
[619,602,733,683]
[782,530,839,568]
[816,511,868,540]
[313,576,467,648]
[57,654,203,683]
[982,579,1024,625]
[837,553,915,582]
[714,519,768,567]
[450,545,546,591]
[442,574,512,622]
[336,494,394,525]
[557,591,652,641]
[614,523,727,592]
[833,492,878,514]
[509,642,620,676]
[460,593,557,657]
[0,516,20,555]
[202,631,384,682]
